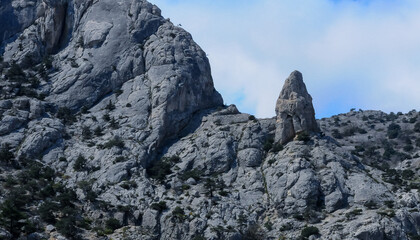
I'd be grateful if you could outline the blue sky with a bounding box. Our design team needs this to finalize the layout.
[149,0,420,118]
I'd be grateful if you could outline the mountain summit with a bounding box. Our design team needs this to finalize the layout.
[1,1,420,240]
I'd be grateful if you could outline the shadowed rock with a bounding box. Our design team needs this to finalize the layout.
[275,70,319,144]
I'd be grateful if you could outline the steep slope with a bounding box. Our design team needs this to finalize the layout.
[1,1,420,240]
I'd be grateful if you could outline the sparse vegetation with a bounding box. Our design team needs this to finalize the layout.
[73,154,87,171]
[272,142,283,152]
[345,208,363,219]
[146,157,172,181]
[105,100,115,111]
[94,126,103,136]
[57,107,76,125]
[0,143,14,164]
[82,126,92,140]
[242,224,266,240]
[6,62,25,82]
[151,201,168,212]
[120,181,137,190]
[172,206,185,221]
[179,168,201,181]
[331,129,343,139]
[103,137,125,149]
[296,131,311,142]
[387,123,401,139]
[414,122,420,133]
[109,117,119,129]
[105,218,122,232]
[301,226,319,239]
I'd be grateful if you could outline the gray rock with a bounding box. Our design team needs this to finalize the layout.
[17,118,63,158]
[275,71,319,144]
[237,148,263,167]
[45,225,56,233]
[0,115,26,136]
[142,209,159,231]
[82,20,113,48]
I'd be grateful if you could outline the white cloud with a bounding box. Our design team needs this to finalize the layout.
[150,0,420,118]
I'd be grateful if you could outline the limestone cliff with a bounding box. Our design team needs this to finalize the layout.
[0,1,419,240]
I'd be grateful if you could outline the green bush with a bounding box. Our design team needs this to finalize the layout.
[387,123,401,139]
[109,117,119,129]
[264,221,273,231]
[6,63,25,82]
[120,181,137,190]
[242,224,266,240]
[297,131,311,142]
[0,199,26,236]
[57,107,76,125]
[105,100,115,111]
[172,206,185,221]
[377,210,396,218]
[167,155,181,163]
[402,169,415,180]
[345,208,363,219]
[408,234,420,240]
[331,129,343,139]
[151,201,168,212]
[0,143,14,163]
[384,201,394,208]
[55,209,78,238]
[103,137,125,149]
[179,168,201,181]
[263,138,274,152]
[114,156,126,163]
[342,126,357,137]
[82,126,92,140]
[301,226,319,239]
[146,158,172,181]
[74,154,87,171]
[94,126,103,136]
[364,200,378,209]
[43,55,53,69]
[414,122,420,132]
[105,218,121,231]
[272,142,283,152]
[39,201,59,224]
[103,113,111,121]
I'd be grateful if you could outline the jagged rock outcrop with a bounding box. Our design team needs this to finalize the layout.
[1,0,223,159]
[1,1,420,240]
[275,70,319,144]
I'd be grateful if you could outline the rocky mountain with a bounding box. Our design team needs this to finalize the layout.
[0,0,420,240]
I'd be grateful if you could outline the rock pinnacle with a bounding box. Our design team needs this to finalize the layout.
[274,71,319,144]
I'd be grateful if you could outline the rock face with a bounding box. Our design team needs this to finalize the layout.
[275,70,319,144]
[1,1,420,240]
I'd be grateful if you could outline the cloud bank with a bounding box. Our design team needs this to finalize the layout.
[149,0,420,118]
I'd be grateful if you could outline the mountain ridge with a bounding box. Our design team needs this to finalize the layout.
[0,1,419,240]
